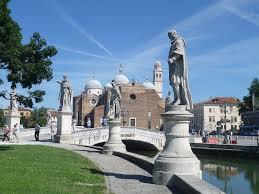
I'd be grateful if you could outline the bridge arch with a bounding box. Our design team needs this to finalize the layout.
[72,127,166,151]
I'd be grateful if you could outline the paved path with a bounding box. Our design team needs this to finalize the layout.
[1,135,173,194]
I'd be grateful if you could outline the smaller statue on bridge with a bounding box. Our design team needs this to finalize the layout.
[109,80,121,119]
[57,75,72,111]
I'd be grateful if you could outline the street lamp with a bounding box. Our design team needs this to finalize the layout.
[222,103,230,144]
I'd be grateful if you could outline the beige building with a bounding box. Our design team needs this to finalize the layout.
[190,97,241,133]
[73,62,165,129]
[3,107,32,118]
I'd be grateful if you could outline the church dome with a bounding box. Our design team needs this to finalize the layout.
[154,60,162,67]
[113,65,129,85]
[142,81,155,90]
[104,82,112,88]
[85,77,103,90]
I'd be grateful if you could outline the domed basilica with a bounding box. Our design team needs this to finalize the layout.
[73,61,164,129]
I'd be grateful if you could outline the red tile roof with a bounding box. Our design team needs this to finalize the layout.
[195,97,240,106]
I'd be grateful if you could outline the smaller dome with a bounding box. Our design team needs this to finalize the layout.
[142,81,155,90]
[104,82,112,88]
[85,77,103,90]
[154,60,162,67]
[113,64,129,85]
[114,74,129,85]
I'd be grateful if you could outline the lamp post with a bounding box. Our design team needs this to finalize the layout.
[223,103,229,144]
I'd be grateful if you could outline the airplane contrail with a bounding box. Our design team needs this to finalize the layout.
[54,2,113,56]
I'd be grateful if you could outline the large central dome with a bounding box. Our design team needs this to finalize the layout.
[85,77,103,90]
[114,65,129,85]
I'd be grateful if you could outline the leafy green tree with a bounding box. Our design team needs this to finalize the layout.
[238,78,259,115]
[31,107,47,127]
[0,0,57,107]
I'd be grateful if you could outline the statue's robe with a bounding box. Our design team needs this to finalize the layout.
[168,37,193,109]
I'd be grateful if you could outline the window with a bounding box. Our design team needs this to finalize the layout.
[209,116,215,122]
[129,118,136,127]
[209,108,215,113]
[230,106,233,112]
[156,73,158,78]
[231,116,237,123]
[159,74,161,78]
[130,94,136,100]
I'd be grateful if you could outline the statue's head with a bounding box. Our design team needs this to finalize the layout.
[168,30,178,40]
[63,75,68,80]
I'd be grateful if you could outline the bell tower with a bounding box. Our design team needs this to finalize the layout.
[153,60,163,98]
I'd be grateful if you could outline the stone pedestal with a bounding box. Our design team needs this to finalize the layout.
[54,111,73,144]
[153,105,201,186]
[5,112,20,130]
[103,118,126,155]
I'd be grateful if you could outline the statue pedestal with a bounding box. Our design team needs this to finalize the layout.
[54,111,73,144]
[153,105,201,186]
[5,111,20,130]
[103,118,126,155]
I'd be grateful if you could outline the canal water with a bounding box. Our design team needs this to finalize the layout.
[129,150,259,194]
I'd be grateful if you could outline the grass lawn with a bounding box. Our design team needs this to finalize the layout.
[0,145,106,194]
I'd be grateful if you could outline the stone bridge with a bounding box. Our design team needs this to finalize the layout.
[72,127,166,151]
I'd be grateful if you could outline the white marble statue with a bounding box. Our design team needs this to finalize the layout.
[47,110,52,125]
[109,80,121,119]
[168,30,192,109]
[57,75,72,111]
[7,89,18,113]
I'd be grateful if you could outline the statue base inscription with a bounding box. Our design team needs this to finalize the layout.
[153,105,201,186]
[103,118,126,155]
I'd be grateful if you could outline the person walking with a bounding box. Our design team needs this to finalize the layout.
[2,125,10,142]
[34,123,40,141]
[12,123,19,143]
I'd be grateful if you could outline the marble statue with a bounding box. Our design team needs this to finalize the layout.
[110,80,121,119]
[168,30,192,109]
[57,75,72,111]
[47,110,52,125]
[7,89,18,113]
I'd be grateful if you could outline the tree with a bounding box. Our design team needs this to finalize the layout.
[31,107,47,127]
[238,78,259,115]
[0,0,57,107]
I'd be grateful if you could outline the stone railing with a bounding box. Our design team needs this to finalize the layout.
[72,127,109,145]
[72,126,166,150]
[19,126,51,137]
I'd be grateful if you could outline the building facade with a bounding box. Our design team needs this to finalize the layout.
[73,62,164,129]
[3,107,32,118]
[190,97,241,133]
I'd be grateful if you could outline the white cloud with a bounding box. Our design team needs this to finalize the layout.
[222,1,259,27]
[190,37,259,67]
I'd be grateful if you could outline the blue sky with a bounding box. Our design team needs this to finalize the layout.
[1,0,259,109]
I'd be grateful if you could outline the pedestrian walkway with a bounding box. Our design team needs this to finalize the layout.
[0,135,173,194]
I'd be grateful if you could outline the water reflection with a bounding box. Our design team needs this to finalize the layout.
[129,150,259,194]
[198,154,259,194]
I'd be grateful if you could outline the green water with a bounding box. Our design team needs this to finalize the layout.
[198,154,259,194]
[129,150,259,194]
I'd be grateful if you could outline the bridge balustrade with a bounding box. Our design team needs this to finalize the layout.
[72,126,166,150]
